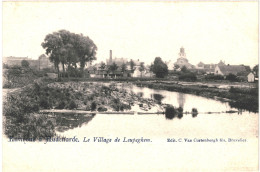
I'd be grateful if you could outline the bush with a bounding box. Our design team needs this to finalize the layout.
[179,73,197,81]
[4,113,56,140]
[68,100,77,110]
[205,74,224,80]
[91,102,97,111]
[226,73,238,82]
[39,98,51,109]
[97,106,108,112]
[56,101,66,109]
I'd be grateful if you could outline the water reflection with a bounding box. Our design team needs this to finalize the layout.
[47,113,96,132]
[177,93,186,108]
[152,94,164,104]
[192,113,198,118]
[165,106,185,120]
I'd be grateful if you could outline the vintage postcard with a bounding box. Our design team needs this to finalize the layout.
[2,1,259,172]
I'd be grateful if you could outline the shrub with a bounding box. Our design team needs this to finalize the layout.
[205,74,224,80]
[68,100,77,110]
[39,98,51,109]
[4,113,56,140]
[91,102,97,111]
[179,73,197,81]
[226,73,238,82]
[56,101,66,109]
[97,106,108,112]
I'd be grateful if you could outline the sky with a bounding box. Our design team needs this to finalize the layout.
[2,1,259,67]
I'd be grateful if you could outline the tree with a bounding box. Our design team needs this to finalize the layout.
[99,62,106,70]
[174,64,180,70]
[21,60,29,68]
[130,59,135,70]
[108,62,118,78]
[139,62,145,77]
[109,62,118,71]
[181,66,188,73]
[121,63,127,73]
[151,57,168,78]
[253,64,258,77]
[41,31,63,77]
[41,30,97,78]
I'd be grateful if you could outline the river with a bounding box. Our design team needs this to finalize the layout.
[56,84,257,138]
[3,84,258,171]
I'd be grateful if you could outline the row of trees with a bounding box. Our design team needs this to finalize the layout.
[96,60,146,77]
[41,30,97,78]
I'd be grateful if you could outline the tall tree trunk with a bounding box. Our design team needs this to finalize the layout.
[56,63,60,78]
[68,62,71,78]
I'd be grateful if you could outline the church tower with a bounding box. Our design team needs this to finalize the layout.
[174,47,192,69]
[179,47,186,58]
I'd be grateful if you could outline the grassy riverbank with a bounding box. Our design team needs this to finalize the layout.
[135,81,258,113]
[3,80,161,140]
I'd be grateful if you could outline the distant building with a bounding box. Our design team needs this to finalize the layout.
[38,54,53,70]
[166,60,175,71]
[196,61,223,74]
[247,72,255,82]
[3,56,30,66]
[174,47,193,69]
[3,54,53,70]
[214,65,247,76]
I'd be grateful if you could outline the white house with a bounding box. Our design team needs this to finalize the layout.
[247,72,255,82]
[132,68,142,77]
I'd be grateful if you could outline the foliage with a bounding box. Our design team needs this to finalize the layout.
[205,74,224,80]
[174,64,180,70]
[181,66,188,73]
[68,100,77,110]
[108,62,118,73]
[99,62,106,70]
[91,102,97,111]
[178,72,197,81]
[139,62,145,77]
[130,59,135,70]
[41,30,97,77]
[21,60,30,68]
[226,73,238,82]
[253,64,258,77]
[3,67,39,88]
[151,57,168,78]
[121,63,127,73]
[3,91,55,140]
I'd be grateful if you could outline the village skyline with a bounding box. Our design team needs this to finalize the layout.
[3,2,258,67]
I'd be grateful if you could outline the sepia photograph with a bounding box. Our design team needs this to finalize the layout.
[2,1,259,171]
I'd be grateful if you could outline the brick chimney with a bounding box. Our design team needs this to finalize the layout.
[110,50,112,62]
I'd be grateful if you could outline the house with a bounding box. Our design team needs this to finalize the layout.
[214,65,246,76]
[143,71,155,78]
[196,61,217,74]
[132,68,142,77]
[247,72,255,82]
